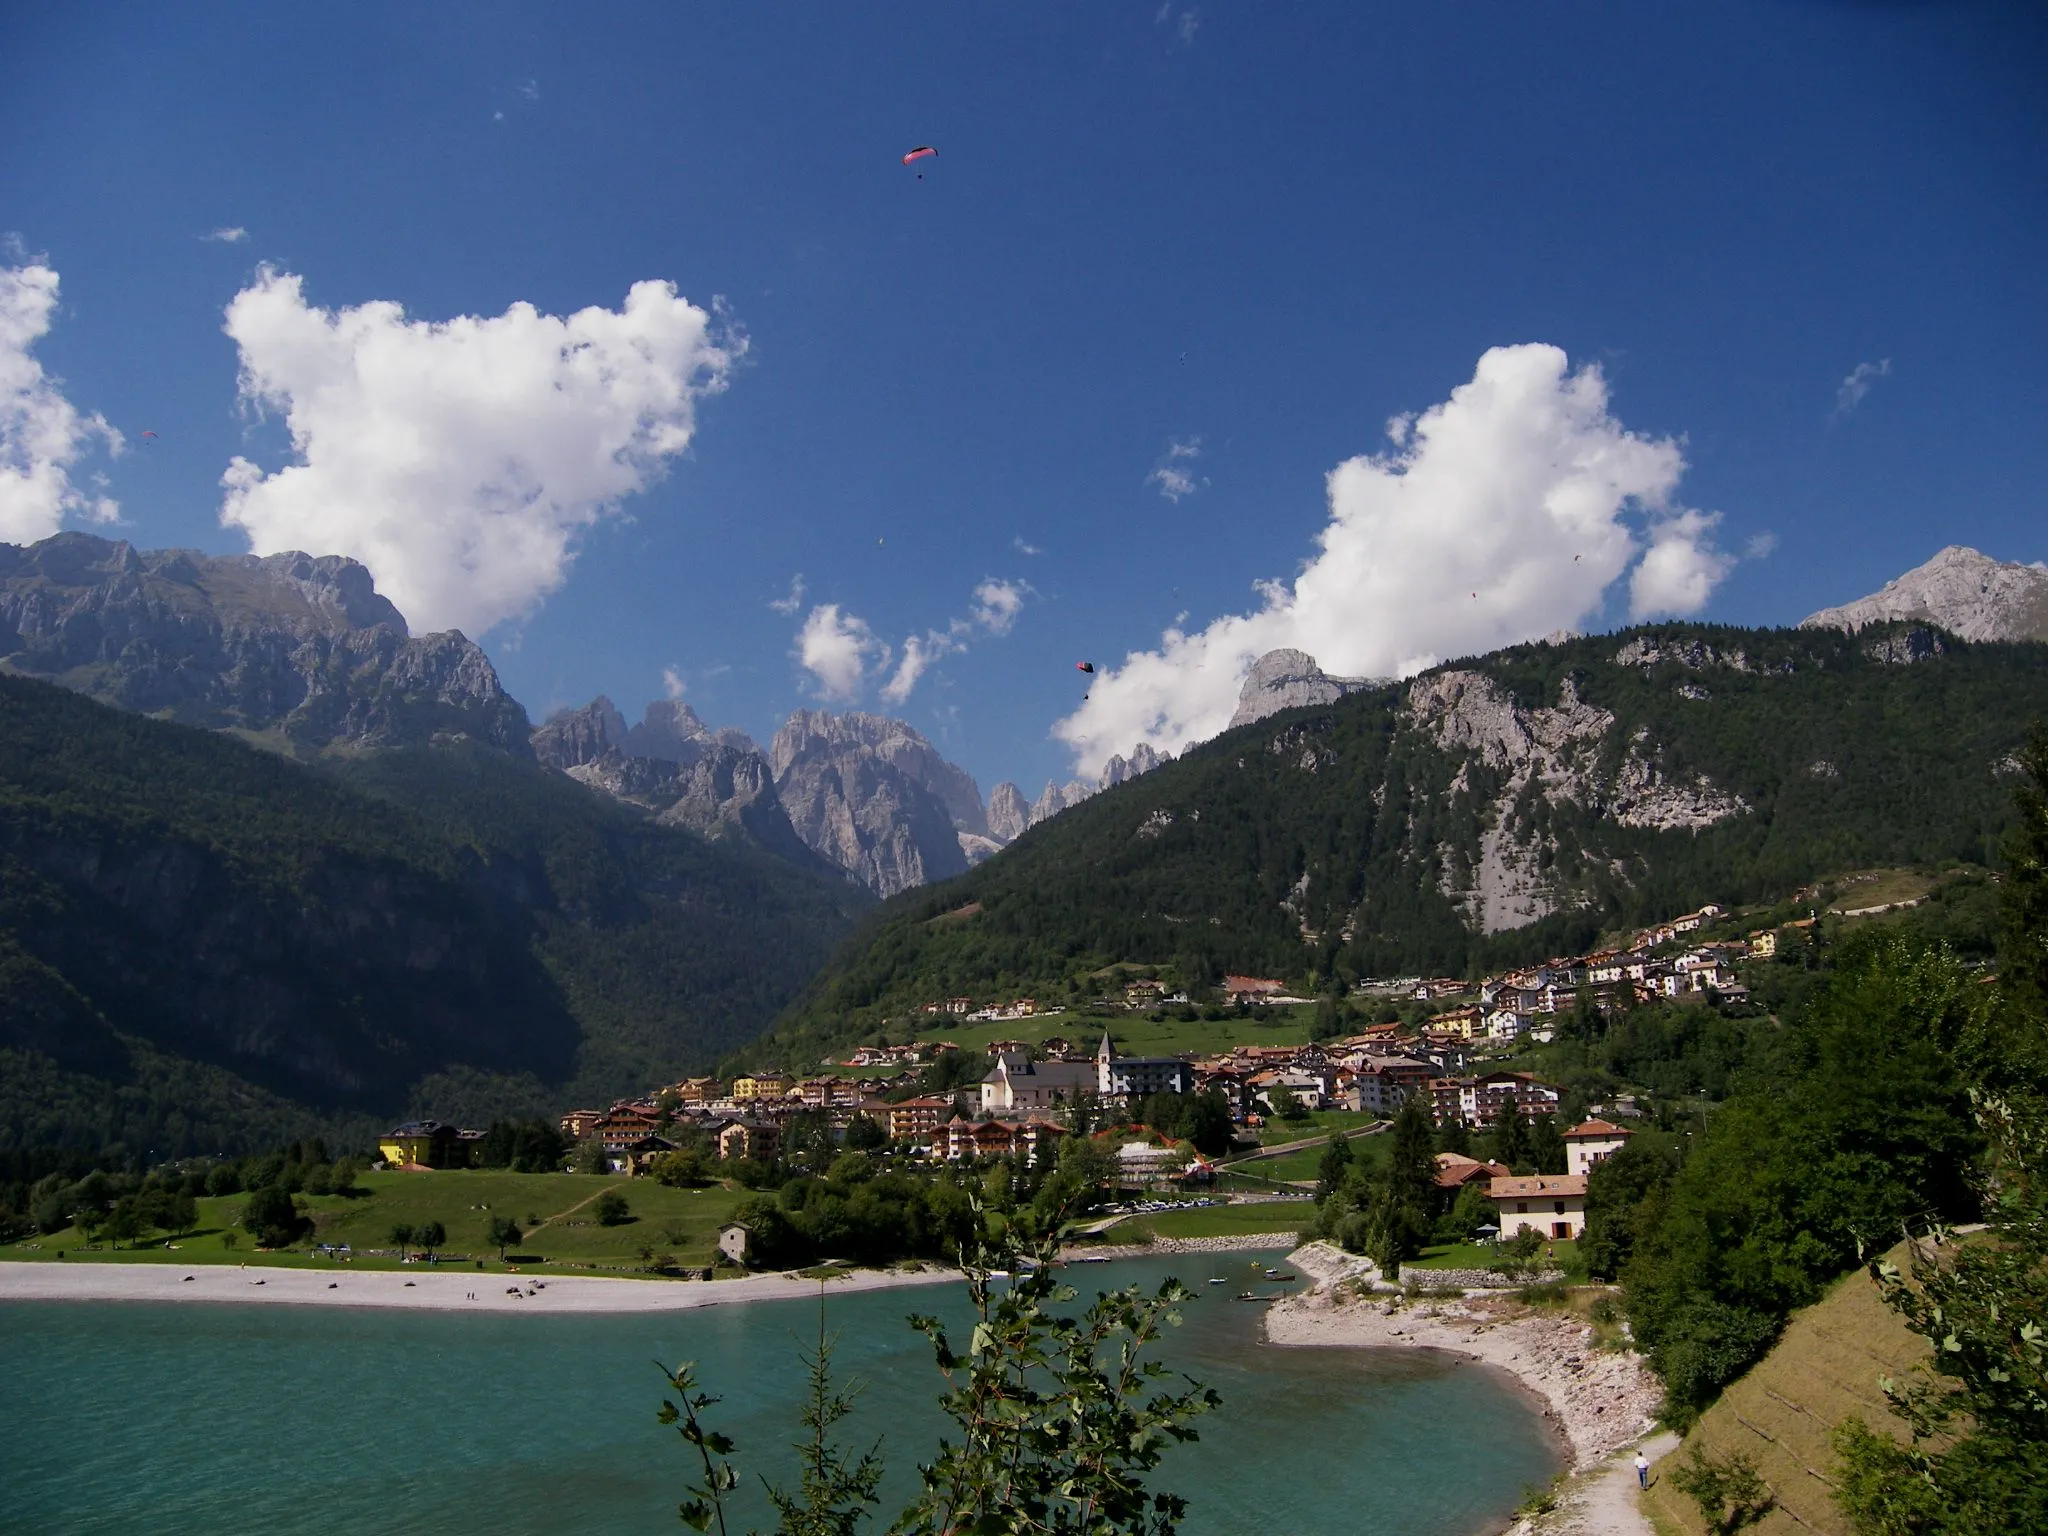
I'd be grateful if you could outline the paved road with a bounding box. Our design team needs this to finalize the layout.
[1219,1121,1388,1166]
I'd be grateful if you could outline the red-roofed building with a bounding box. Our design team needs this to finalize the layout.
[1563,1119,1634,1177]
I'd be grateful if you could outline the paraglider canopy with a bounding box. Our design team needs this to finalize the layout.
[1076,661,1095,674]
[902,145,937,165]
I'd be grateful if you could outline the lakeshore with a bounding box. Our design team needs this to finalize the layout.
[0,1231,1302,1314]
[1266,1242,1665,1500]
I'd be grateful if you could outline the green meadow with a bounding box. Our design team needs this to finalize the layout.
[1,1171,750,1274]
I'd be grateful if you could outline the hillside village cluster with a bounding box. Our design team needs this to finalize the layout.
[382,905,1756,1244]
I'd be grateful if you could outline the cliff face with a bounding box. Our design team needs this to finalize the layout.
[0,532,531,753]
[768,711,976,897]
[1229,648,1383,728]
[533,697,814,867]
[1803,545,2048,643]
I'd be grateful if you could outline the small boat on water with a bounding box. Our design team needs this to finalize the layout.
[1263,1269,1293,1281]
[1207,1277,1226,1285]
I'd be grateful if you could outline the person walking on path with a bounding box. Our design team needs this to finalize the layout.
[1634,1451,1650,1489]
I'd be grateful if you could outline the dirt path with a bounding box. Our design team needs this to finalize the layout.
[1525,1431,1680,1536]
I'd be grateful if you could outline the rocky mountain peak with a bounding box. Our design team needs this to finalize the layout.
[1802,545,2048,643]
[1229,647,1381,728]
[987,781,1030,842]
[0,531,527,753]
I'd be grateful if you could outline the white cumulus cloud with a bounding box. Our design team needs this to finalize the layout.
[0,261,122,543]
[201,227,248,244]
[1834,358,1891,418]
[798,604,890,703]
[1054,343,1735,777]
[1146,436,1203,502]
[798,577,1032,707]
[972,577,1027,635]
[1630,509,1736,620]
[661,665,687,699]
[217,267,740,636]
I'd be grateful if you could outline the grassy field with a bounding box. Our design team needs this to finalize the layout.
[1642,1240,1929,1536]
[1104,1200,1313,1242]
[1405,1238,1580,1275]
[0,1171,750,1274]
[1254,1110,1382,1146]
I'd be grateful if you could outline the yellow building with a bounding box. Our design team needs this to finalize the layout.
[732,1073,789,1102]
[378,1121,469,1169]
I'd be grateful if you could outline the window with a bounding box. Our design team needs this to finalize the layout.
[1516,1201,1528,1213]
[1554,1201,1566,1214]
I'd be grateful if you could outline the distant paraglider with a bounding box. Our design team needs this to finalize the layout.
[903,145,936,179]
[140,431,157,443]
[1076,661,1095,675]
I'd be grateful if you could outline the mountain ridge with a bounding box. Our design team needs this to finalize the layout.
[756,617,2048,1067]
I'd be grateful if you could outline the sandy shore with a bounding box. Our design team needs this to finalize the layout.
[1265,1242,1662,1468]
[0,1260,970,1314]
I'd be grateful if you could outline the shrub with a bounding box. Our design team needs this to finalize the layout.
[595,1190,632,1227]
[1669,1444,1774,1534]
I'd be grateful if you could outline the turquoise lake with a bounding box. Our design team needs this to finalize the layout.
[1,1253,1561,1535]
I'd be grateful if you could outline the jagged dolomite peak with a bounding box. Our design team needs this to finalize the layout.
[987,781,1030,842]
[1802,545,2048,643]
[768,710,983,896]
[1229,648,1382,729]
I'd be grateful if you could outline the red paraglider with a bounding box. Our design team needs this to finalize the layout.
[902,146,937,166]
[140,430,157,442]
[1076,661,1095,674]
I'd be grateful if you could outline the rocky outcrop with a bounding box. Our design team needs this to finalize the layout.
[1802,545,2048,643]
[1229,648,1381,728]
[987,782,1030,843]
[769,711,979,896]
[1029,778,1099,828]
[531,696,630,770]
[0,532,531,753]
[1402,670,1747,933]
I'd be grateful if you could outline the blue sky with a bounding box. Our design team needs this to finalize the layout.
[3,2,2044,795]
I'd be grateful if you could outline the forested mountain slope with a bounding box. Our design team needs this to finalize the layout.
[0,676,865,1155]
[763,621,2048,1064]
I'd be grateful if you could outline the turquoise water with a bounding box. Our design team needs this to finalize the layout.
[1,1254,1560,1535]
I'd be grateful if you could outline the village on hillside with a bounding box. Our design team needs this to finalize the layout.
[378,901,1788,1250]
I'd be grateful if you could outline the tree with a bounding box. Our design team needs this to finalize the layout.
[389,1221,416,1260]
[1527,1114,1567,1176]
[580,1138,614,1175]
[415,1220,446,1260]
[487,1215,523,1258]
[596,1190,632,1227]
[1184,1090,1234,1158]
[843,1113,886,1152]
[1492,1097,1531,1170]
[1265,1084,1308,1122]
[1435,1117,1472,1157]
[1314,1132,1353,1202]
[764,1305,883,1536]
[243,1186,301,1248]
[1832,1092,2048,1536]
[105,1197,145,1249]
[1670,1445,1774,1535]
[330,1159,359,1196]
[663,1212,1220,1536]
[1361,1098,1438,1277]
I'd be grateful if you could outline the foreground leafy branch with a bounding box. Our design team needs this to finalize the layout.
[658,1205,1218,1536]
